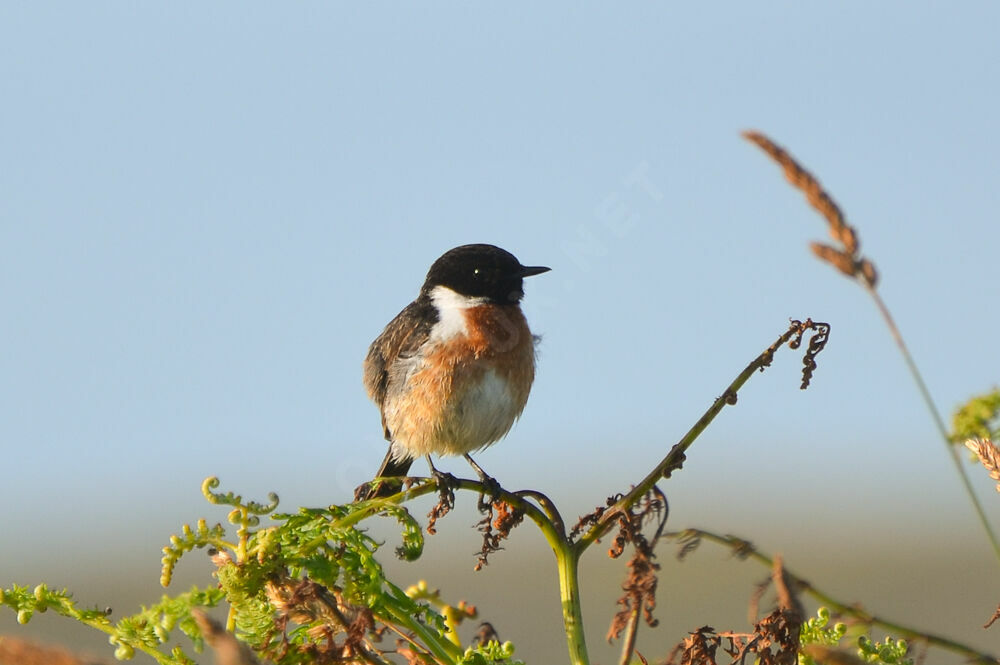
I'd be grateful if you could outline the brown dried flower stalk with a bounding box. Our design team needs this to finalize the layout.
[743,130,877,288]
[964,438,1000,493]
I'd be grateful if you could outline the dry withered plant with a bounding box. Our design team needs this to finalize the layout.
[604,486,668,665]
[662,555,804,665]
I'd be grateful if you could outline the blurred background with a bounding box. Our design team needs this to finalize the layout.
[2,3,999,663]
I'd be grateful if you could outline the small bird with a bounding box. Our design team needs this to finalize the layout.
[360,244,549,498]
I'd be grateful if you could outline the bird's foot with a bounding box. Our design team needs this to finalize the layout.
[462,453,503,503]
[476,472,503,504]
[430,467,458,497]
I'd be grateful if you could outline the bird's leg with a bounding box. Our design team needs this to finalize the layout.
[425,455,457,490]
[463,453,502,501]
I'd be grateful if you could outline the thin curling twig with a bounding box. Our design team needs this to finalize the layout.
[743,129,1000,564]
[575,318,830,553]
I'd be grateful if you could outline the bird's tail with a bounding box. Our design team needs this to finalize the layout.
[374,448,413,478]
[355,448,413,500]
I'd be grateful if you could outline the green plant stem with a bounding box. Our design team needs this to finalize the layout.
[865,285,1000,563]
[480,482,592,665]
[673,528,999,664]
[554,542,589,665]
[382,584,464,663]
[365,478,591,664]
[54,614,180,665]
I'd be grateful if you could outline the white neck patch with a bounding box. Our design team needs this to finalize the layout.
[429,285,486,342]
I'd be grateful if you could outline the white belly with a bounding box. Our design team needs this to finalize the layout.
[383,366,524,459]
[436,369,520,455]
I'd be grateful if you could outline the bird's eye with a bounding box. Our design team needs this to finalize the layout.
[473,268,481,277]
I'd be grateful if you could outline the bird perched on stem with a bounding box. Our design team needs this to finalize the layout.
[359,244,549,499]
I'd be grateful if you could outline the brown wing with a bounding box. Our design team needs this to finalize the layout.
[363,297,437,437]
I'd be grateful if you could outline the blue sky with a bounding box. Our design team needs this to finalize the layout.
[3,3,1000,662]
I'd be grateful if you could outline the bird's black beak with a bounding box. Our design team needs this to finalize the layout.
[519,265,551,278]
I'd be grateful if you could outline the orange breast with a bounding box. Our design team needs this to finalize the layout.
[383,304,537,458]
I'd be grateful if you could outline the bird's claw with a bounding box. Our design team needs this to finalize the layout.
[476,472,503,504]
[430,468,457,509]
[431,467,457,489]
